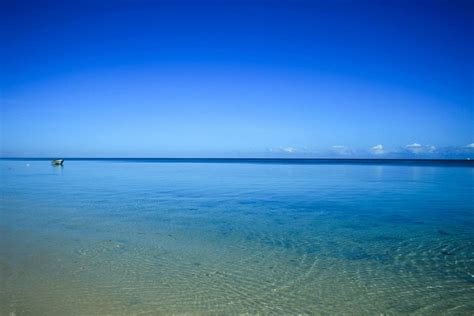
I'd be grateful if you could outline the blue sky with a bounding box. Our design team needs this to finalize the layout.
[1,0,473,158]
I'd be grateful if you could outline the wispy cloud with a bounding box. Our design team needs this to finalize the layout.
[370,144,385,155]
[262,143,473,159]
[405,143,436,154]
[268,147,299,154]
[331,145,353,156]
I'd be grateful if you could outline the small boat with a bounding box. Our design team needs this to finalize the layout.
[51,159,64,166]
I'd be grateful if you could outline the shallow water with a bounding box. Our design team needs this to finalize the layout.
[1,159,473,315]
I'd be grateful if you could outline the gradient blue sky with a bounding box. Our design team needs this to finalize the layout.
[1,0,473,158]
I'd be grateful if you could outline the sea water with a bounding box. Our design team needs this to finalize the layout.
[0,159,473,315]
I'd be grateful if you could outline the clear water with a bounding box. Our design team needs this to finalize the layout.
[1,159,473,315]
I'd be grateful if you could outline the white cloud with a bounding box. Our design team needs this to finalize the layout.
[264,143,472,158]
[282,147,296,153]
[371,144,385,155]
[331,145,352,155]
[406,142,422,149]
[269,147,298,153]
[405,143,436,154]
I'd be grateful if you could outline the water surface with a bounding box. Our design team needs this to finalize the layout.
[1,159,473,314]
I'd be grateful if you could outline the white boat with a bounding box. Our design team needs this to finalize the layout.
[51,159,64,165]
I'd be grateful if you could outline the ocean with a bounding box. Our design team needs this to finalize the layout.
[1,159,473,314]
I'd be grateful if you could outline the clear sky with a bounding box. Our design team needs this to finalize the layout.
[1,0,473,158]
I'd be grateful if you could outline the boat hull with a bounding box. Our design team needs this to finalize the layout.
[51,159,64,165]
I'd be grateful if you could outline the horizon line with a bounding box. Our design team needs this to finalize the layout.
[1,157,472,162]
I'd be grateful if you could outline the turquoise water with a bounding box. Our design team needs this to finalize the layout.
[1,159,473,315]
